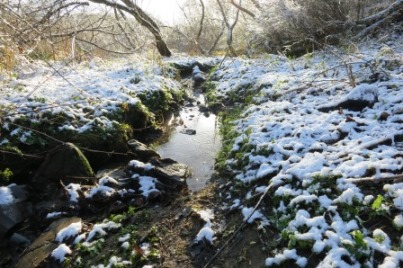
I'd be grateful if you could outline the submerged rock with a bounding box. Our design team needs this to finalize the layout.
[180,128,197,135]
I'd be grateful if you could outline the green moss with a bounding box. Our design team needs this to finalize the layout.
[138,87,184,115]
[215,107,243,173]
[0,168,13,184]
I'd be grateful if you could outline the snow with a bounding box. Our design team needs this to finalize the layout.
[118,233,131,242]
[99,176,119,186]
[0,29,402,268]
[121,242,130,249]
[195,209,215,244]
[0,185,15,205]
[128,160,154,171]
[55,221,82,243]
[86,185,116,198]
[64,183,81,202]
[393,214,403,228]
[0,55,184,147]
[51,243,72,262]
[195,226,215,242]
[86,221,121,242]
[137,176,160,198]
[208,35,403,267]
[242,207,269,225]
[46,211,65,219]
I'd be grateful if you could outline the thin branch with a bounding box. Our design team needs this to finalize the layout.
[230,0,255,18]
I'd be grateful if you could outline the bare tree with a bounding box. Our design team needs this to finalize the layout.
[89,0,172,56]
[229,0,255,18]
[169,0,226,55]
[216,0,241,56]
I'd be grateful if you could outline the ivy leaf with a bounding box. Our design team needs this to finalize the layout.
[371,195,383,210]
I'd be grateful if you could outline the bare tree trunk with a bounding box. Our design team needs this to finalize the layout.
[216,0,241,56]
[195,0,206,54]
[208,22,225,55]
[89,0,172,57]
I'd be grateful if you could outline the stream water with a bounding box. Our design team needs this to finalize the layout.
[156,92,221,192]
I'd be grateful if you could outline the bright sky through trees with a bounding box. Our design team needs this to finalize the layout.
[139,0,187,25]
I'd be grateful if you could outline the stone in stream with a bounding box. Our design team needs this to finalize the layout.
[170,59,217,78]
[192,66,206,83]
[33,142,95,185]
[125,158,190,193]
[16,217,81,268]
[128,139,160,162]
[148,158,190,192]
[180,128,196,135]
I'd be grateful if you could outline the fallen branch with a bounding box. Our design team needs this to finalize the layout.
[347,175,403,185]
[202,181,283,268]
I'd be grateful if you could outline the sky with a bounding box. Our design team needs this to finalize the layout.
[138,0,187,25]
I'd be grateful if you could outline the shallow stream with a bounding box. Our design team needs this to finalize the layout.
[156,92,221,191]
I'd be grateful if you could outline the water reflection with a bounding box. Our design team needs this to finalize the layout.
[157,94,221,191]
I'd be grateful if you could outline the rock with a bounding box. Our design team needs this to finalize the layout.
[318,84,378,112]
[170,59,218,78]
[128,139,160,161]
[378,111,390,121]
[16,217,81,268]
[0,185,32,239]
[192,66,206,83]
[148,158,190,191]
[180,128,196,135]
[33,143,95,185]
[9,233,30,246]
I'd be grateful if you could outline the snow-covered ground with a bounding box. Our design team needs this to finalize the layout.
[212,36,403,266]
[0,56,183,145]
[0,34,402,267]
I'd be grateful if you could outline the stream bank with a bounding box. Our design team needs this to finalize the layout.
[0,58,226,267]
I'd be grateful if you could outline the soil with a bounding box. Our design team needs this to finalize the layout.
[121,181,277,268]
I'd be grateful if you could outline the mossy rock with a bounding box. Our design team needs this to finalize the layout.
[33,142,94,185]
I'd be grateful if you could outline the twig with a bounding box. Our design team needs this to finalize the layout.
[347,175,403,185]
[202,184,273,268]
